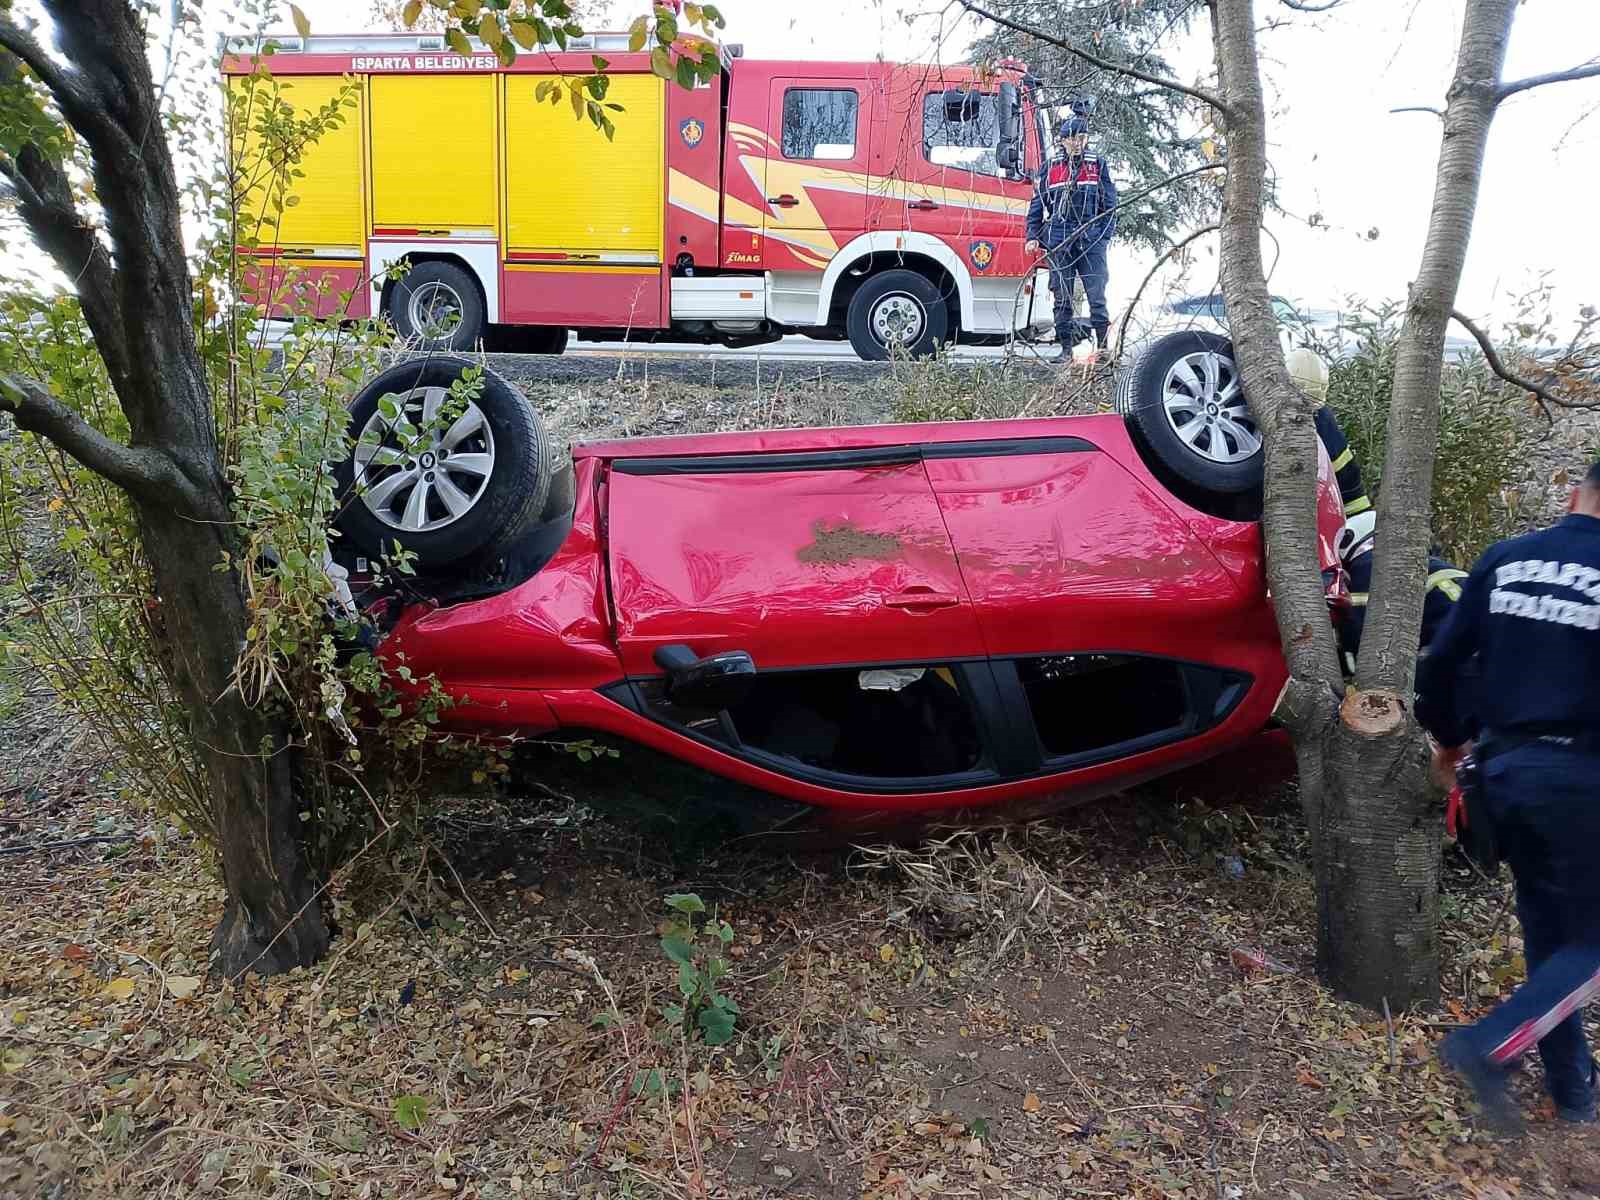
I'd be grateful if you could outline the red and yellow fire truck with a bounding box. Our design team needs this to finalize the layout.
[224,32,1054,360]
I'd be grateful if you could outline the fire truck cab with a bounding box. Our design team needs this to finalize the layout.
[224,33,1055,360]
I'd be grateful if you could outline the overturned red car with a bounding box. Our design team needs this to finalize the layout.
[337,343,1344,815]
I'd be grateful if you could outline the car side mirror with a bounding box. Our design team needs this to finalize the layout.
[996,81,1023,176]
[653,644,756,711]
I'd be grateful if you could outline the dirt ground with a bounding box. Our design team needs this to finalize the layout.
[3,360,1600,1199]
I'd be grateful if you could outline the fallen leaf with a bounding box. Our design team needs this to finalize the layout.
[61,943,91,962]
[104,977,135,1001]
[1022,1092,1041,1113]
[165,976,201,1001]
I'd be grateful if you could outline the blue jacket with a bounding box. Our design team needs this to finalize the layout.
[1026,152,1117,249]
[1416,513,1600,747]
[1339,550,1465,663]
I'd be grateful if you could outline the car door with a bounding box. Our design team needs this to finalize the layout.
[602,447,1005,793]
[921,438,1270,771]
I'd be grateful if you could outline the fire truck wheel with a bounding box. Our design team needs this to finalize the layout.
[1117,330,1264,496]
[389,262,487,351]
[334,356,553,571]
[846,270,949,361]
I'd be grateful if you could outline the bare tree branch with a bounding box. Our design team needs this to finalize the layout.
[0,373,205,511]
[0,146,133,392]
[1114,223,1221,359]
[1450,308,1594,418]
[1281,0,1343,10]
[955,0,1230,114]
[1390,105,1444,117]
[1497,60,1600,104]
[0,15,135,161]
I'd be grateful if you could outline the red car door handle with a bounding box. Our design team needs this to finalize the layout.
[886,589,959,611]
[767,194,800,207]
[907,199,939,211]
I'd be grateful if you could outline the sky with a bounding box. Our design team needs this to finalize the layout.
[5,1,1598,333]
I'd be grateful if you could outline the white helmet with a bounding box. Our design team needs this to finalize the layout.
[1285,348,1329,403]
[1337,509,1377,563]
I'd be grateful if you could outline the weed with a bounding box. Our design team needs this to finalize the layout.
[657,892,738,1046]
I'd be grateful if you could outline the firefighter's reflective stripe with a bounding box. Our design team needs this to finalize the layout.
[1348,572,1463,608]
[1428,568,1469,602]
[1331,447,1355,473]
[1345,494,1373,517]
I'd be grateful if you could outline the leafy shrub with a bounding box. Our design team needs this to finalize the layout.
[0,60,505,906]
[1316,303,1526,565]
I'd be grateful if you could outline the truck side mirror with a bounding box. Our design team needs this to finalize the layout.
[996,81,1023,176]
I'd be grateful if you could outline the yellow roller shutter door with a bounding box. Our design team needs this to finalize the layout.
[504,74,664,258]
[369,74,499,230]
[231,75,364,249]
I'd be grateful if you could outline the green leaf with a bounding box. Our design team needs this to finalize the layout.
[446,28,472,56]
[552,25,567,51]
[665,893,705,915]
[289,4,311,39]
[392,1093,429,1130]
[402,0,423,26]
[675,56,695,91]
[650,46,673,80]
[698,1005,736,1045]
[510,20,538,49]
[478,14,504,49]
[660,933,694,964]
[570,83,584,119]
[627,15,648,52]
[661,1003,684,1026]
[678,960,698,996]
[656,15,678,42]
[592,54,610,72]
[716,921,733,944]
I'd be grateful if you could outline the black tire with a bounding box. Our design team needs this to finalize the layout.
[1118,330,1263,496]
[334,356,552,571]
[524,326,567,355]
[388,261,486,351]
[846,269,949,361]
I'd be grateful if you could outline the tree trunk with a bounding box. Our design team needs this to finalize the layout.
[1209,0,1451,1010]
[1359,0,1513,690]
[0,4,331,977]
[138,503,331,976]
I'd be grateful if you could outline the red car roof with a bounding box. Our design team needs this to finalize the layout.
[573,415,1124,461]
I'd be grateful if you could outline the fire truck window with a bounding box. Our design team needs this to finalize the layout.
[781,89,859,161]
[923,92,1002,175]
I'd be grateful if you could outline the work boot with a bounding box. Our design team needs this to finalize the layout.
[1555,1058,1598,1123]
[1439,1031,1524,1135]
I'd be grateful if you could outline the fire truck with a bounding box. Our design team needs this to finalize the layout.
[223,32,1054,361]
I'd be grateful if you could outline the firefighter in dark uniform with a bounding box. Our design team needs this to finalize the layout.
[1024,116,1117,360]
[1334,511,1467,671]
[1287,349,1372,520]
[1418,458,1600,1131]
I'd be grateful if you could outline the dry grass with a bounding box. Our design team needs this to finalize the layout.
[6,751,1600,1198]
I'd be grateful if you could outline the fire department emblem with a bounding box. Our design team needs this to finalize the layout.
[679,117,705,148]
[969,240,996,271]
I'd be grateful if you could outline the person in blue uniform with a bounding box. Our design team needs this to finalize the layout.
[1024,116,1117,360]
[1417,458,1600,1132]
[1334,510,1467,671]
